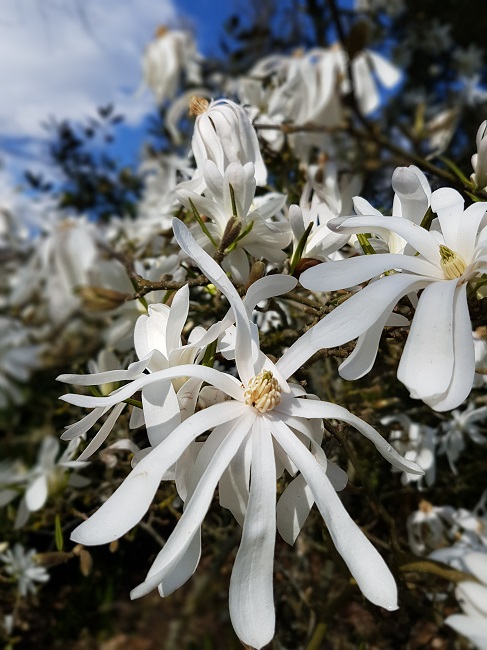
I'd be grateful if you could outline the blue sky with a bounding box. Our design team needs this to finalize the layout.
[0,0,237,180]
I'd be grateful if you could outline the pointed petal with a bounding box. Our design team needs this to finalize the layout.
[430,188,464,250]
[277,274,427,380]
[172,218,256,384]
[269,417,398,610]
[131,410,255,598]
[397,280,457,401]
[424,284,475,411]
[71,402,246,546]
[77,403,127,460]
[25,475,48,512]
[300,254,440,292]
[276,397,423,475]
[158,530,202,597]
[229,418,276,649]
[276,473,314,545]
[142,380,181,447]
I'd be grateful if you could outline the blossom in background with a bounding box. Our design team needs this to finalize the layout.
[445,551,487,649]
[142,27,201,104]
[0,436,89,529]
[381,413,437,488]
[188,97,267,190]
[295,185,487,411]
[438,403,487,473]
[177,160,291,281]
[471,120,487,192]
[0,543,49,597]
[59,219,421,649]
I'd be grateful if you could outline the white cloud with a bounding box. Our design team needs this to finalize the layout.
[0,0,178,168]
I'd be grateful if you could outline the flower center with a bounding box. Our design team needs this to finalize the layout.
[439,245,466,280]
[189,96,210,117]
[244,370,281,413]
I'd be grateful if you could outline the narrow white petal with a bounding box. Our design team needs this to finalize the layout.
[71,402,246,546]
[430,188,464,250]
[445,614,487,650]
[276,397,423,475]
[244,275,297,312]
[328,216,441,265]
[77,403,126,461]
[424,284,475,412]
[219,435,252,525]
[276,473,314,545]
[158,530,202,597]
[165,285,190,353]
[61,407,109,441]
[269,417,398,610]
[60,364,244,408]
[172,218,256,384]
[25,475,48,512]
[456,201,487,260]
[338,304,395,380]
[397,280,457,401]
[229,418,276,649]
[300,253,440,293]
[142,380,181,447]
[277,274,427,380]
[131,410,255,598]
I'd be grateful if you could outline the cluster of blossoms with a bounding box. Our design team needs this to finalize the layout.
[1,14,487,648]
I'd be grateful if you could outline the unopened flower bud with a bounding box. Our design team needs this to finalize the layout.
[77,286,130,312]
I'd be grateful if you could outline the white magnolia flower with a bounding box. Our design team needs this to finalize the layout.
[445,550,487,650]
[142,27,201,104]
[296,187,487,411]
[472,120,487,192]
[0,317,43,409]
[289,161,361,263]
[439,403,487,472]
[406,500,455,555]
[178,160,291,281]
[13,436,88,528]
[189,97,267,189]
[0,544,49,597]
[381,413,437,488]
[59,219,421,649]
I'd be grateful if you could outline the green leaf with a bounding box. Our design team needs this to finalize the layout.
[55,513,64,552]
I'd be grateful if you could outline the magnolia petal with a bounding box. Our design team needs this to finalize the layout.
[269,417,398,610]
[25,475,48,512]
[424,284,475,412]
[61,363,244,408]
[71,401,246,546]
[338,300,394,380]
[392,166,430,225]
[277,274,427,380]
[244,275,297,313]
[77,403,127,461]
[445,614,487,650]
[165,285,190,353]
[328,216,441,265]
[275,398,423,475]
[397,280,457,401]
[61,406,109,441]
[219,434,252,525]
[229,418,276,650]
[131,411,255,598]
[57,355,153,386]
[300,253,440,292]
[142,380,181,447]
[158,530,202,597]
[172,218,256,384]
[276,473,314,545]
[465,551,487,585]
[430,188,464,250]
[456,201,487,260]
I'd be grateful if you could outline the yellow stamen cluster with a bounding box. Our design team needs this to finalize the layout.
[439,245,466,280]
[189,96,210,117]
[244,370,281,413]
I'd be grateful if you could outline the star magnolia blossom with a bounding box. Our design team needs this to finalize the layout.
[59,219,422,649]
[294,187,487,411]
[177,160,291,281]
[445,551,487,649]
[189,97,267,189]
